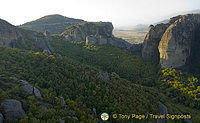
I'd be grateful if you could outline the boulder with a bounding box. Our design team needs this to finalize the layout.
[33,87,42,98]
[111,72,120,78]
[1,99,25,119]
[0,113,4,123]
[98,72,110,82]
[20,80,42,98]
[23,84,34,94]
[72,116,78,120]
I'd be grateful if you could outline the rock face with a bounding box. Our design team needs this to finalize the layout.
[142,23,169,62]
[142,14,200,72]
[0,18,53,53]
[1,99,25,119]
[61,22,130,48]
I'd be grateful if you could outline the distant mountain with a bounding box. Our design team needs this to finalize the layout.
[19,14,85,34]
[155,9,200,25]
[117,9,200,31]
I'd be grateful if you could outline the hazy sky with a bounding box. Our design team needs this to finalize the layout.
[0,0,199,27]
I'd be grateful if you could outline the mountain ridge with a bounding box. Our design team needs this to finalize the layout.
[19,14,85,34]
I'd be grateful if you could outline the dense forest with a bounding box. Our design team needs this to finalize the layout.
[1,34,200,122]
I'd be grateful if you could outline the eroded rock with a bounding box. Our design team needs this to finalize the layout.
[61,22,130,48]
[1,99,25,119]
[20,80,42,98]
[142,14,200,71]
[142,23,169,62]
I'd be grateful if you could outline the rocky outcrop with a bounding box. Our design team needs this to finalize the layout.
[0,18,53,53]
[98,72,110,82]
[61,22,130,48]
[142,14,200,71]
[1,99,25,119]
[142,23,169,62]
[20,80,42,98]
[159,14,200,69]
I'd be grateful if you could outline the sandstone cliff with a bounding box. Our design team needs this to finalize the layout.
[142,14,200,72]
[61,22,130,48]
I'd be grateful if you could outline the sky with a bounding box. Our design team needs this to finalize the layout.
[0,0,199,28]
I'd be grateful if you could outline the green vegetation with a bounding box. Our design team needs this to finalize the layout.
[1,35,200,122]
[0,46,164,122]
[159,68,200,109]
[50,36,159,87]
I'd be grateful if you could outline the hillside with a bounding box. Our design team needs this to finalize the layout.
[0,18,52,53]
[19,14,85,34]
[1,43,200,122]
[50,35,158,86]
[0,46,164,122]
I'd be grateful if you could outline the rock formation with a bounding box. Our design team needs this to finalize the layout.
[142,14,200,72]
[1,99,25,119]
[61,22,130,48]
[0,18,53,53]
[20,80,42,98]
[142,23,169,62]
